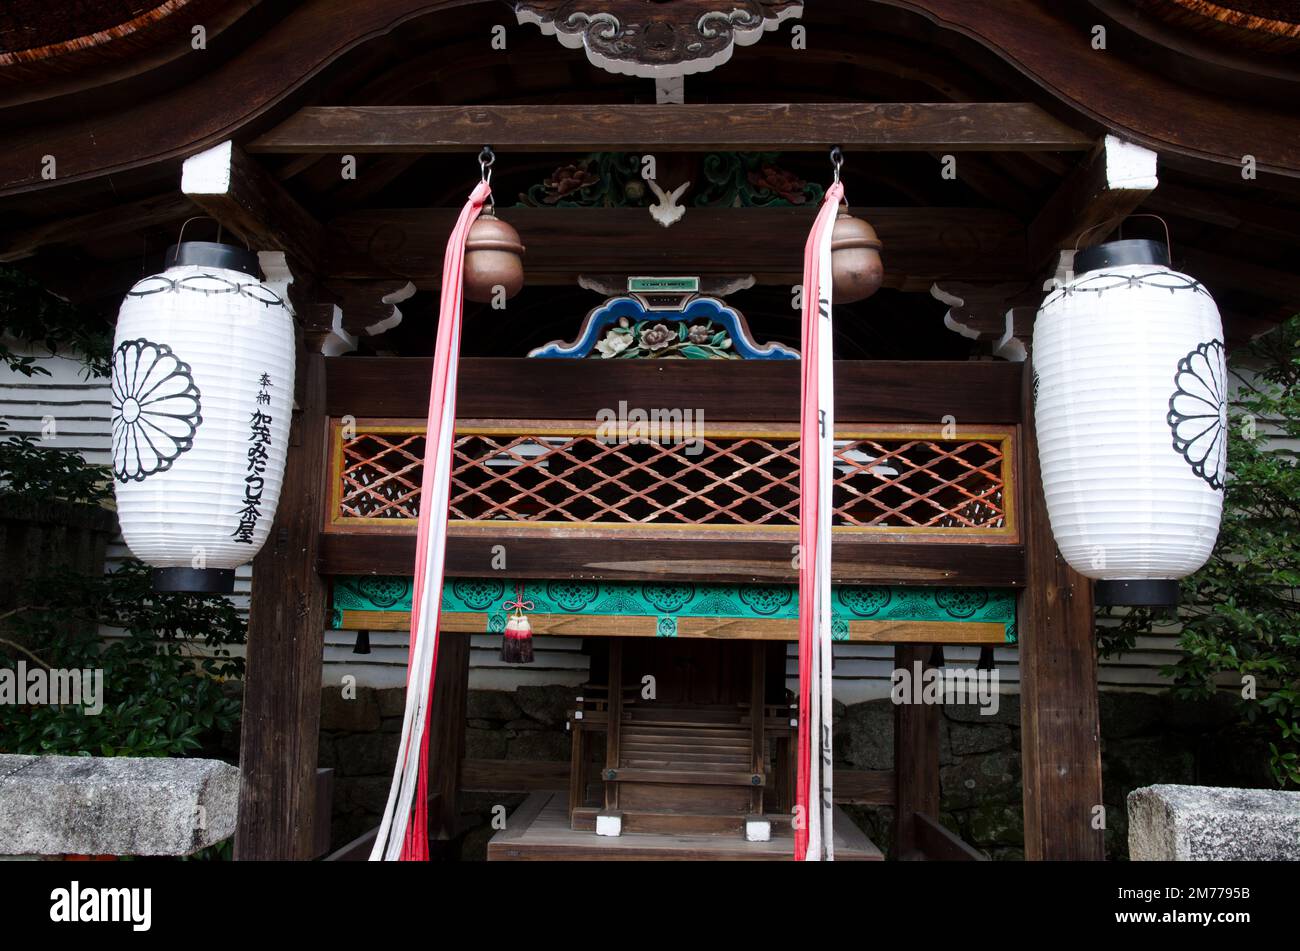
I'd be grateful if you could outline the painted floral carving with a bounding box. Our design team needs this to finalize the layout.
[541,162,601,203]
[1167,339,1228,490]
[595,326,633,358]
[738,585,794,615]
[641,583,694,613]
[593,316,735,359]
[934,588,989,619]
[547,581,599,612]
[358,576,411,609]
[641,323,676,351]
[837,586,891,617]
[451,579,506,609]
[110,338,202,483]
[748,164,810,204]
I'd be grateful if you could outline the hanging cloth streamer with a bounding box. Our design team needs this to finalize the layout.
[795,180,844,861]
[370,178,493,861]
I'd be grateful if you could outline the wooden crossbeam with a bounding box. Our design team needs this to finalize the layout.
[182,140,326,268]
[324,357,1025,423]
[317,533,1027,587]
[1028,135,1158,270]
[327,206,1028,290]
[913,813,985,860]
[0,193,194,263]
[249,103,1093,153]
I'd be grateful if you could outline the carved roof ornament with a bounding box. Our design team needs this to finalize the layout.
[514,1,804,80]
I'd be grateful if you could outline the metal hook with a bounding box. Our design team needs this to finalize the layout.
[1074,213,1172,261]
[479,145,495,184]
[830,145,843,185]
[174,216,249,260]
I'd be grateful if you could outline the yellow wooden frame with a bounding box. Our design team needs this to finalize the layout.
[336,609,1008,644]
[325,418,1018,542]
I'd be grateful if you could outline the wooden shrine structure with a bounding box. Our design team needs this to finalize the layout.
[3,0,1300,860]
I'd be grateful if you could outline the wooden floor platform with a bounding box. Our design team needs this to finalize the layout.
[487,792,884,861]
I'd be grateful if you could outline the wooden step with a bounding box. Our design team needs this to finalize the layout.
[603,767,763,787]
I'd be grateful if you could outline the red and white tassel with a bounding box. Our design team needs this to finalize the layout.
[500,586,535,664]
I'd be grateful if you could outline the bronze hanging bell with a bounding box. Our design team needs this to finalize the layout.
[830,208,884,304]
[464,211,526,303]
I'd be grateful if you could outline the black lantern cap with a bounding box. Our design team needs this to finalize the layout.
[153,567,237,595]
[1095,579,1180,608]
[165,241,261,278]
[1074,239,1169,275]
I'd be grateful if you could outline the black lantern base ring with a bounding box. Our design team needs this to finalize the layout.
[152,567,237,595]
[1095,578,1180,608]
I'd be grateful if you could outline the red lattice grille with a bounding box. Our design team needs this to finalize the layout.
[334,425,1011,533]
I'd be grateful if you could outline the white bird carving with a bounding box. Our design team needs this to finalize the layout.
[646,178,691,228]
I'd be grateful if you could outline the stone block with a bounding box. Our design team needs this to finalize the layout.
[1128,784,1300,861]
[835,699,893,771]
[949,722,1012,757]
[943,693,1019,725]
[319,686,381,732]
[465,728,508,760]
[376,687,407,718]
[507,730,569,761]
[0,754,238,856]
[513,685,574,726]
[940,751,1021,811]
[335,732,399,777]
[467,690,523,722]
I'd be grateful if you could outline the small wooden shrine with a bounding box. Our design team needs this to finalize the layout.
[3,0,1299,861]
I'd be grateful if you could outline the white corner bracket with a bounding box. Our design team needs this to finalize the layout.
[181,140,235,196]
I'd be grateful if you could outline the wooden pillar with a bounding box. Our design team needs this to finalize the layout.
[1017,357,1106,860]
[426,631,470,843]
[604,638,623,812]
[893,643,939,859]
[234,352,330,860]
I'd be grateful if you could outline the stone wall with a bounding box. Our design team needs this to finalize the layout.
[317,684,1272,860]
[839,690,1272,860]
[318,684,574,855]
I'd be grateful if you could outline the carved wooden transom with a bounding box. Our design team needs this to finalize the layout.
[515,1,803,78]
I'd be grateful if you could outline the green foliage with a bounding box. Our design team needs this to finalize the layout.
[1100,316,1300,787]
[0,432,112,504]
[0,265,111,378]
[0,561,246,757]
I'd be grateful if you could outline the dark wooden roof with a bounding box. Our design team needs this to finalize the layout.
[0,0,1296,353]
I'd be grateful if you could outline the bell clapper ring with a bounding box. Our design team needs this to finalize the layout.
[830,145,844,186]
[479,145,496,213]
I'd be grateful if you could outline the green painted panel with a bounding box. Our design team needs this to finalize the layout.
[330,577,1017,643]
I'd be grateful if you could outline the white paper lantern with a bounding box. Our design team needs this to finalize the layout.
[1033,239,1226,606]
[110,242,296,593]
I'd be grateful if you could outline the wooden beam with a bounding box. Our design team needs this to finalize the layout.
[324,357,1025,424]
[234,352,331,860]
[318,533,1027,587]
[833,770,897,806]
[1016,357,1105,860]
[249,103,1093,154]
[0,193,194,263]
[893,643,940,859]
[327,206,1028,290]
[1028,135,1158,269]
[182,140,326,268]
[460,758,571,792]
[914,813,985,860]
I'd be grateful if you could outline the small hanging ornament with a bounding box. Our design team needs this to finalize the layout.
[826,149,883,304]
[831,209,884,303]
[465,147,526,303]
[500,583,535,665]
